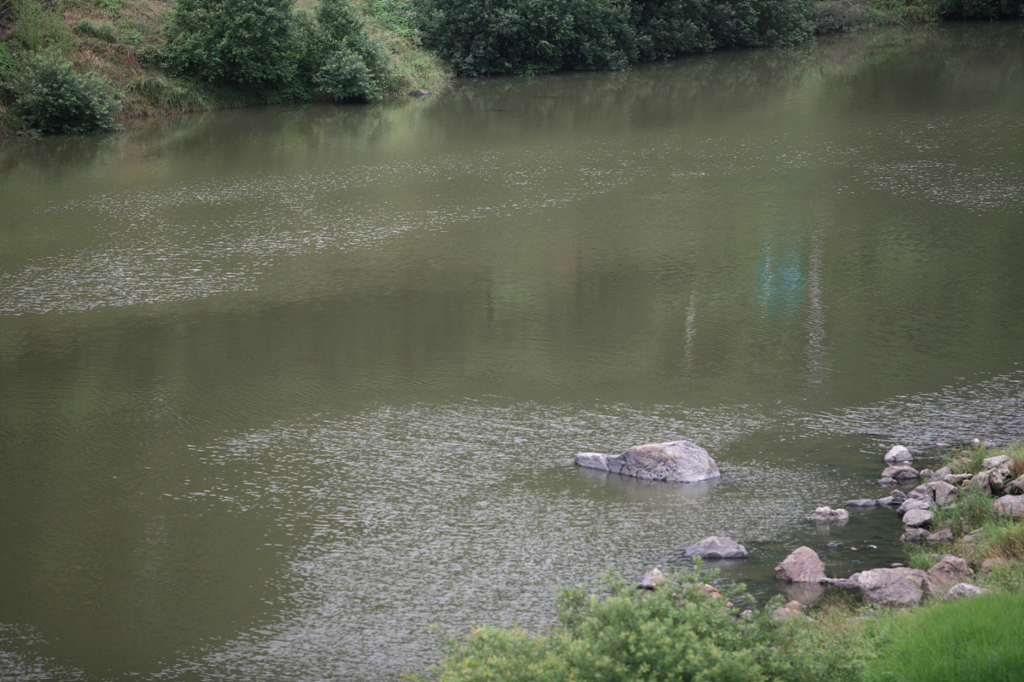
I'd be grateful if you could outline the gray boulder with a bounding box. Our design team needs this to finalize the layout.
[884,446,913,464]
[857,567,931,606]
[897,498,932,516]
[982,454,1012,470]
[574,440,720,483]
[1006,475,1024,495]
[902,508,933,528]
[927,555,973,591]
[926,528,954,544]
[775,546,826,584]
[993,495,1024,520]
[684,536,749,559]
[846,499,878,508]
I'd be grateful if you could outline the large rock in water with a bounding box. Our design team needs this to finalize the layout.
[775,547,826,584]
[573,440,720,483]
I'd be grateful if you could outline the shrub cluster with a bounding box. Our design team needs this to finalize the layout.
[12,54,121,134]
[162,0,400,102]
[406,568,863,682]
[415,0,816,77]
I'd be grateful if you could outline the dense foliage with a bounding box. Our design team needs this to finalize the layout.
[12,53,121,133]
[162,0,400,101]
[162,0,299,91]
[415,0,816,77]
[406,569,864,682]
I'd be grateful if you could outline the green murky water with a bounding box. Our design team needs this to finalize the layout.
[2,22,1023,682]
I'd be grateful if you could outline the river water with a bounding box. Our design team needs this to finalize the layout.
[2,22,1023,682]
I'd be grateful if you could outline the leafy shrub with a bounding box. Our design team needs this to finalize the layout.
[709,0,816,49]
[296,0,400,102]
[0,42,17,78]
[162,0,298,92]
[408,568,863,682]
[13,54,121,133]
[631,0,717,61]
[97,0,122,16]
[74,18,119,43]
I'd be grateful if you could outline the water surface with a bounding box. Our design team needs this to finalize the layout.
[2,22,1023,682]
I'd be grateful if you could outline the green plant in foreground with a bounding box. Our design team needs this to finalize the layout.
[861,593,1024,682]
[13,54,121,134]
[407,567,863,682]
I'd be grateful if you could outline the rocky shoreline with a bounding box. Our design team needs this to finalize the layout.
[575,439,1023,615]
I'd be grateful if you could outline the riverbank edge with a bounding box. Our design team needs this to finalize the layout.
[1,0,1021,140]
[414,441,1024,681]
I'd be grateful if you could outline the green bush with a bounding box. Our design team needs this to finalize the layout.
[631,0,717,61]
[408,568,863,682]
[296,0,401,102]
[934,0,1024,18]
[13,54,121,133]
[417,0,637,77]
[162,0,298,92]
[0,42,17,78]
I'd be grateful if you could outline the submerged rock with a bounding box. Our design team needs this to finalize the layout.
[684,536,749,559]
[775,546,826,584]
[807,506,849,524]
[846,499,877,508]
[881,465,920,480]
[573,440,720,483]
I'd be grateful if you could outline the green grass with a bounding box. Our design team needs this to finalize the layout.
[861,593,1024,682]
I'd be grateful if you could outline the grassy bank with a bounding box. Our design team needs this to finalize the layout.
[0,0,1019,137]
[409,442,1024,682]
[0,0,449,137]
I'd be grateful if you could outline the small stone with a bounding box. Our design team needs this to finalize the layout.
[900,528,932,543]
[926,528,954,543]
[772,600,811,621]
[866,544,877,549]
[884,446,913,464]
[876,496,896,506]
[943,583,990,600]
[846,499,877,508]
[878,477,898,487]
